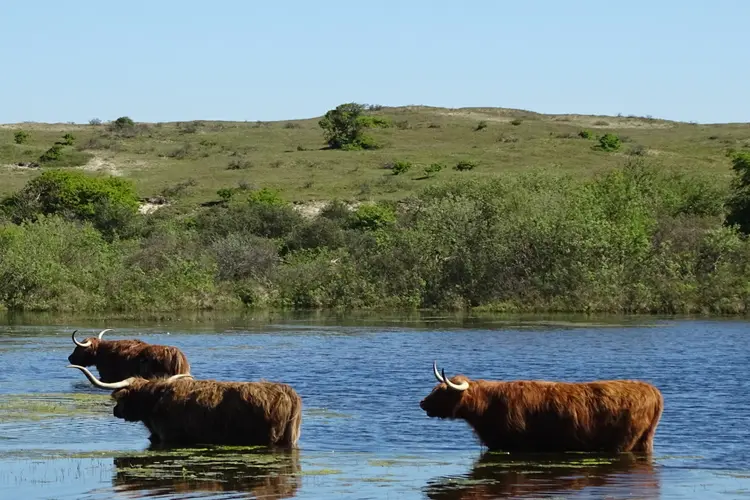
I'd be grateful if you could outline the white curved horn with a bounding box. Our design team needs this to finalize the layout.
[97,328,113,340]
[67,365,134,390]
[166,374,193,382]
[71,330,91,348]
[442,368,469,391]
[433,361,445,383]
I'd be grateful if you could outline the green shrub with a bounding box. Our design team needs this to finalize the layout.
[454,160,478,171]
[210,233,280,281]
[475,121,488,131]
[0,216,120,311]
[595,133,622,152]
[248,187,286,206]
[61,133,75,146]
[578,129,593,139]
[14,131,29,144]
[391,160,412,175]
[725,152,750,234]
[357,115,392,128]
[39,144,64,163]
[424,163,445,177]
[195,199,303,242]
[350,203,396,231]
[0,169,140,240]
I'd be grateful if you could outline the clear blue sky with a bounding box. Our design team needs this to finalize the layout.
[2,1,747,124]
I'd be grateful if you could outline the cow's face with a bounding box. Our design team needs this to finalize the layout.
[420,375,471,419]
[112,387,156,422]
[67,340,98,366]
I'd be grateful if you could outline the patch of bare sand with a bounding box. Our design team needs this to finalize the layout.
[2,162,40,171]
[433,110,518,123]
[138,202,166,215]
[78,155,123,176]
[292,201,361,218]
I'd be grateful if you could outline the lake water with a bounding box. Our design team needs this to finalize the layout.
[1,313,749,499]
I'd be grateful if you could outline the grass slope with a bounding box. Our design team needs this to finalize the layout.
[1,105,748,206]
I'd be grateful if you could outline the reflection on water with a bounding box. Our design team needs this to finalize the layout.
[111,447,302,499]
[424,452,659,499]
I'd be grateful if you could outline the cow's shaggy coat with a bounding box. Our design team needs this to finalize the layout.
[419,362,663,453]
[68,365,302,448]
[67,329,191,382]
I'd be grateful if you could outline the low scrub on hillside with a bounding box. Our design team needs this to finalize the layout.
[2,155,750,314]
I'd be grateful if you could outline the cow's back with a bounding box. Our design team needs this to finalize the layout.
[478,379,663,452]
[151,379,302,446]
[135,344,191,378]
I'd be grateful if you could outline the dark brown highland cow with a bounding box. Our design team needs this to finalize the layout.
[68,365,302,448]
[67,329,191,382]
[420,361,664,453]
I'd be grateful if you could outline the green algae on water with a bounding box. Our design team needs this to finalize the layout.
[0,393,112,422]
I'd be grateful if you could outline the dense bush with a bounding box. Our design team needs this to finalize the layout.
[0,169,140,240]
[596,133,622,152]
[391,160,412,175]
[725,152,750,234]
[318,103,381,150]
[1,158,750,314]
[14,131,29,144]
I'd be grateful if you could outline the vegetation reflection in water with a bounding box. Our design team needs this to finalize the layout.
[111,446,303,499]
[423,451,661,500]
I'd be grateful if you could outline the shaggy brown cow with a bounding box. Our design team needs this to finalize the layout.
[68,365,302,448]
[419,361,663,453]
[67,329,191,382]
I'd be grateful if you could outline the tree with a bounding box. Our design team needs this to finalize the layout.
[725,152,750,234]
[318,103,379,150]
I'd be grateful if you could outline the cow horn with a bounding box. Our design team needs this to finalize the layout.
[442,368,469,391]
[67,365,134,390]
[71,330,92,348]
[166,374,193,382]
[97,328,113,340]
[433,361,445,383]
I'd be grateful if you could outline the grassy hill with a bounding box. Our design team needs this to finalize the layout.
[2,105,750,314]
[2,105,747,209]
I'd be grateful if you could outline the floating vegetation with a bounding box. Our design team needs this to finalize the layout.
[301,468,341,476]
[0,393,112,422]
[112,447,303,497]
[304,408,352,419]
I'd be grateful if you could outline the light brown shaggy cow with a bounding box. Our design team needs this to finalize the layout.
[68,365,302,448]
[67,329,191,382]
[419,361,664,453]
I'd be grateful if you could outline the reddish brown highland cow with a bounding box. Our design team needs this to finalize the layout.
[68,365,303,448]
[420,361,664,453]
[67,329,191,382]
